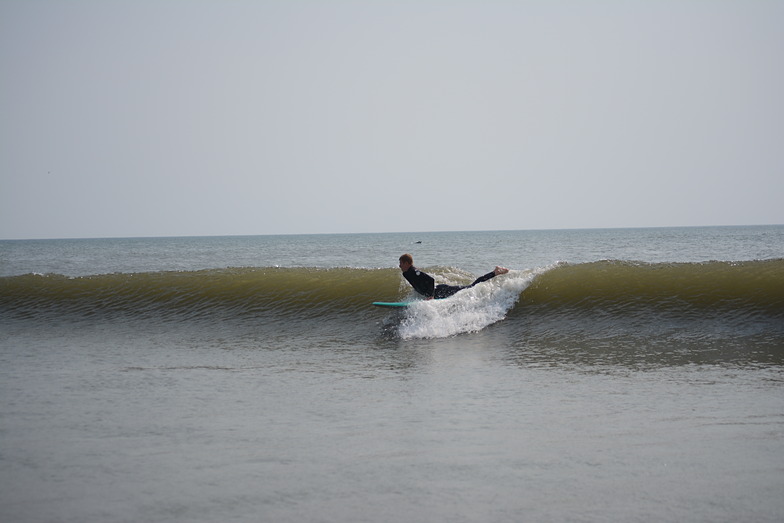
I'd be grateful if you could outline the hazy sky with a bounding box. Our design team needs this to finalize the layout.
[2,0,782,239]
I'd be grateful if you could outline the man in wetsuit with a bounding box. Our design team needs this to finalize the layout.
[398,253,509,300]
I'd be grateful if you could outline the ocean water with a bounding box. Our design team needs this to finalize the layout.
[1,226,783,522]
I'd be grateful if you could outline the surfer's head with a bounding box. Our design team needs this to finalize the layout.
[399,253,413,272]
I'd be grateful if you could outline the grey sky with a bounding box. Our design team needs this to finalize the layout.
[1,0,782,239]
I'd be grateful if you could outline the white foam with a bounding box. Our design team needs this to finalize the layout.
[397,269,543,339]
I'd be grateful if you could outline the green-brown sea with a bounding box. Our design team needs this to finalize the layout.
[2,226,783,522]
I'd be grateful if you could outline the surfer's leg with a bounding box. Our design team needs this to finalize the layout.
[468,272,495,287]
[467,267,509,288]
[436,267,508,298]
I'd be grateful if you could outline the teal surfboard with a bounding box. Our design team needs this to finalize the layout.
[372,301,413,308]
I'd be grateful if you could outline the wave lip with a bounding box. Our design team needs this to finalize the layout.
[2,261,782,342]
[0,267,400,321]
[518,259,784,314]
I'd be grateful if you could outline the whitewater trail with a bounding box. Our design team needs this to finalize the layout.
[397,268,545,339]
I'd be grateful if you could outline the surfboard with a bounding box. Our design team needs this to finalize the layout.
[372,301,413,308]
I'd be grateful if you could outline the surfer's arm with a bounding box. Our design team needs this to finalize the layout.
[417,271,435,298]
[403,268,435,298]
[422,275,435,298]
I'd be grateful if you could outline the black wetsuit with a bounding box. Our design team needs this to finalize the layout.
[402,266,498,299]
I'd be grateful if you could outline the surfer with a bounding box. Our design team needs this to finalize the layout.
[398,253,509,299]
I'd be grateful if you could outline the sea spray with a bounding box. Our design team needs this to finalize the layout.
[397,269,542,339]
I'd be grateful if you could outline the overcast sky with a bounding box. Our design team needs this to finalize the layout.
[1,0,782,239]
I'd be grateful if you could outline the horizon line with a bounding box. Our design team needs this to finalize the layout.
[2,223,782,242]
